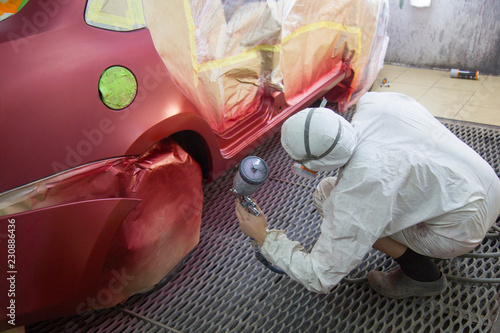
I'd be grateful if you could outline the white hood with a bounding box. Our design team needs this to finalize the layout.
[280,107,358,171]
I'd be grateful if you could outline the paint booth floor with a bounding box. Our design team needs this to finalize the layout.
[27,108,500,333]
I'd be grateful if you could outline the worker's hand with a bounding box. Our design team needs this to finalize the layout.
[235,200,268,246]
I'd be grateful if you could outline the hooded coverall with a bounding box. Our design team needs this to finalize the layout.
[260,92,500,293]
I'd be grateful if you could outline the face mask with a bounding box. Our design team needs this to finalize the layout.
[291,162,317,180]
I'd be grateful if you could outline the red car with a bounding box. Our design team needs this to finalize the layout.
[0,0,388,328]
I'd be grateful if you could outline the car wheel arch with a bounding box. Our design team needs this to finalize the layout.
[170,130,211,180]
[125,112,224,182]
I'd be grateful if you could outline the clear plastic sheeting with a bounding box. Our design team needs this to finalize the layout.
[143,0,389,134]
[0,139,203,309]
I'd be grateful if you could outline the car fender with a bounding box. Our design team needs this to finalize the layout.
[0,198,141,329]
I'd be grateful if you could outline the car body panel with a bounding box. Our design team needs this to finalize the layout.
[0,0,221,193]
[0,139,204,329]
[0,198,141,329]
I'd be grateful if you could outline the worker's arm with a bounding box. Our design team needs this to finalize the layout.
[234,197,376,293]
[260,217,374,293]
[235,199,268,245]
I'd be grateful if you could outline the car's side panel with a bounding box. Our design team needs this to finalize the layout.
[0,198,141,330]
[0,0,222,193]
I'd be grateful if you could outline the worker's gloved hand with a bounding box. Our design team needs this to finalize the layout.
[312,176,337,218]
[235,200,268,246]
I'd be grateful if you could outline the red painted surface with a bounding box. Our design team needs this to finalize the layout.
[0,139,203,329]
[0,198,141,329]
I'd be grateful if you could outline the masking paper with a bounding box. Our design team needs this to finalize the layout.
[143,0,389,134]
[0,139,203,308]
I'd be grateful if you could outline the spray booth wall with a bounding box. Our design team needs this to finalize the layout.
[384,0,500,75]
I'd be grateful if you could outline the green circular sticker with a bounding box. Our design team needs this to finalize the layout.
[99,66,138,110]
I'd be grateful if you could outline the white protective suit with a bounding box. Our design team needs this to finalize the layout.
[262,92,500,293]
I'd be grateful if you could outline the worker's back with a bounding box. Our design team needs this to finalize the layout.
[332,92,500,249]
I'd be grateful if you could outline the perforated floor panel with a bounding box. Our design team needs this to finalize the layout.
[28,114,500,333]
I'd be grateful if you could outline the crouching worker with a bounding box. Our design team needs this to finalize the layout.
[235,92,500,298]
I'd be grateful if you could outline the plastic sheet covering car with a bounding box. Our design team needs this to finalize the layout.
[141,0,389,134]
[0,140,203,328]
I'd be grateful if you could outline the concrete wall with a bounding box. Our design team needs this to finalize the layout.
[384,0,500,75]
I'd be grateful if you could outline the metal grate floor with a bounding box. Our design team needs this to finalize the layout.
[28,114,500,333]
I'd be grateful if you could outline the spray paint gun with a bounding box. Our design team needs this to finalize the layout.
[231,156,268,215]
[231,156,285,274]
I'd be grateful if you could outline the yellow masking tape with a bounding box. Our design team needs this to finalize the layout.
[182,1,362,85]
[183,0,199,85]
[128,0,145,24]
[196,44,282,73]
[284,21,362,82]
[283,21,362,64]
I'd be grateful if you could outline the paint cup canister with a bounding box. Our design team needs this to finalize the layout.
[450,69,479,80]
[233,156,269,196]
